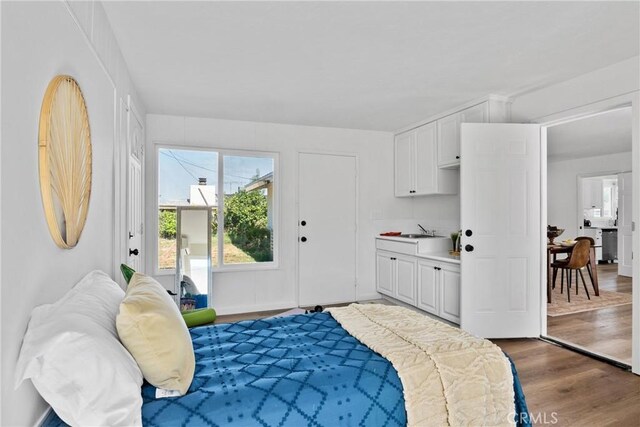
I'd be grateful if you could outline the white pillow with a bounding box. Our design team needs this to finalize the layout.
[14,270,143,427]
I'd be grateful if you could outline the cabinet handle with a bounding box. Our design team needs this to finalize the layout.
[391,257,396,260]
[456,155,460,160]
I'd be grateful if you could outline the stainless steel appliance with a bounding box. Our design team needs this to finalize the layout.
[601,228,618,262]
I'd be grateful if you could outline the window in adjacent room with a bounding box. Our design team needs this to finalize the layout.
[157,147,277,272]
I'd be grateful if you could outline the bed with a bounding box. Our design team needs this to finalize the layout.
[43,307,530,427]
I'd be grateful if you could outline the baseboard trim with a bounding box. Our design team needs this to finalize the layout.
[214,301,298,316]
[34,407,52,427]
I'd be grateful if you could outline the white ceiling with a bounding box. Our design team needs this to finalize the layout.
[547,107,632,161]
[103,1,639,131]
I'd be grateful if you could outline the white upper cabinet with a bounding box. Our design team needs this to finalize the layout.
[395,122,458,197]
[437,113,461,168]
[438,102,489,168]
[461,102,489,124]
[414,124,438,194]
[394,131,414,196]
[394,96,509,197]
[582,178,604,210]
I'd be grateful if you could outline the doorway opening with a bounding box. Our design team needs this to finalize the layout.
[544,106,633,366]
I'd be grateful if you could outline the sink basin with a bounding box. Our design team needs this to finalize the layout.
[399,234,437,238]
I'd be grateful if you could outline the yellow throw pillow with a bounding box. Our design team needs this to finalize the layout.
[116,273,195,395]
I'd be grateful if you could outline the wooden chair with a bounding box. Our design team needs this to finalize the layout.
[551,239,591,303]
[575,236,596,287]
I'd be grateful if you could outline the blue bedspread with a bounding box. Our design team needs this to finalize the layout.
[43,312,530,426]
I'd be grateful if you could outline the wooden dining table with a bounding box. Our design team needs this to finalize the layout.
[546,243,601,303]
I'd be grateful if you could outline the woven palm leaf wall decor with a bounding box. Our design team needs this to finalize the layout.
[38,75,92,249]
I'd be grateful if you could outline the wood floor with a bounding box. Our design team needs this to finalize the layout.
[547,264,632,364]
[495,338,640,426]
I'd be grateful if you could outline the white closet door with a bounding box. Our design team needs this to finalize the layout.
[298,153,357,306]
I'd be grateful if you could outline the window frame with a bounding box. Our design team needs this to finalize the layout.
[153,143,279,275]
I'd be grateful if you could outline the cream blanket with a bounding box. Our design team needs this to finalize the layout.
[327,304,515,426]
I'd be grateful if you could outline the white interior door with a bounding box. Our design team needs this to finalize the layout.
[460,123,541,338]
[619,172,633,277]
[298,153,357,306]
[127,105,144,272]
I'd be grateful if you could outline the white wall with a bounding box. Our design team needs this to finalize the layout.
[1,2,143,425]
[146,114,459,315]
[547,152,632,243]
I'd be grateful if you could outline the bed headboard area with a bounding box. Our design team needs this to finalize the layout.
[1,2,143,425]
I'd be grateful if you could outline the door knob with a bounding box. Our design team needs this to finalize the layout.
[464,244,474,252]
[129,248,139,256]
[465,229,473,237]
[300,237,307,242]
[301,220,307,226]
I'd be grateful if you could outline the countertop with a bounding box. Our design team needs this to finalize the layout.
[416,252,461,264]
[376,235,447,243]
[376,236,460,264]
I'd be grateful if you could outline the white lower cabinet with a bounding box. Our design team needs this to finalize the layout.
[378,251,460,324]
[417,259,439,315]
[376,251,417,305]
[376,252,395,296]
[395,255,417,305]
[439,264,461,324]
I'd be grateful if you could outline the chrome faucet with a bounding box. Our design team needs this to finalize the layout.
[418,224,436,237]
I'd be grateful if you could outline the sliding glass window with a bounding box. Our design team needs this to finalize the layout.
[157,147,277,271]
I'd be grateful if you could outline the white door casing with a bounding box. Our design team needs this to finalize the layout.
[298,153,357,306]
[127,103,144,272]
[460,123,541,338]
[619,172,633,277]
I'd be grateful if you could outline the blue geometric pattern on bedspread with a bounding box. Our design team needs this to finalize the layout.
[42,312,530,427]
[140,312,405,426]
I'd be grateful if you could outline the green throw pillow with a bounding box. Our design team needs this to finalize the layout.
[182,308,217,328]
[120,264,136,284]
